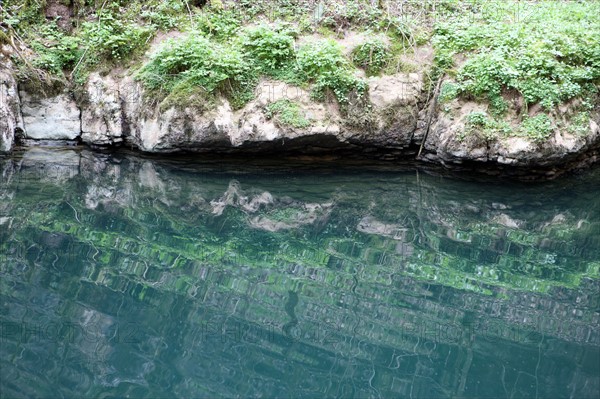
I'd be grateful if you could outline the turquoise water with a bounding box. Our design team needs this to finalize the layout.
[1,147,599,399]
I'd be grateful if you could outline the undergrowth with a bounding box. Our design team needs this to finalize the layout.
[433,0,600,115]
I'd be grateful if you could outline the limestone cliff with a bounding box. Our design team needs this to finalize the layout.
[1,41,599,178]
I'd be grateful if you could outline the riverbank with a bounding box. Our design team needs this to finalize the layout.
[1,1,599,178]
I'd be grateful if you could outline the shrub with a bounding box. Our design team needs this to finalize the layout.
[351,38,390,76]
[242,25,295,71]
[137,34,255,108]
[296,39,348,80]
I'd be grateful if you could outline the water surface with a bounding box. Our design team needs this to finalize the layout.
[1,148,599,398]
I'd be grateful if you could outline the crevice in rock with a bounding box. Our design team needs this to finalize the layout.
[15,80,25,136]
[76,95,83,140]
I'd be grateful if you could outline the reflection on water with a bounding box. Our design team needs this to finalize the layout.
[1,147,599,398]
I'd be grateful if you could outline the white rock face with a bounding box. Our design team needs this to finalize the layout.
[20,90,80,140]
[0,67,23,153]
[368,73,423,108]
[81,73,123,145]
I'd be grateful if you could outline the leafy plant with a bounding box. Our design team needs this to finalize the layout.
[461,111,512,141]
[439,81,460,103]
[140,0,188,30]
[29,23,82,75]
[567,112,591,136]
[296,39,367,106]
[296,39,348,80]
[241,25,295,71]
[518,114,554,142]
[82,11,152,61]
[351,38,390,76]
[195,7,241,39]
[312,70,367,106]
[265,99,311,129]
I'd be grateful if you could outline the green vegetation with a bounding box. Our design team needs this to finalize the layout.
[265,99,311,129]
[137,35,255,108]
[1,0,598,139]
[296,39,367,105]
[241,25,296,71]
[518,114,554,142]
[460,111,511,141]
[568,111,592,136]
[28,22,82,75]
[351,37,390,76]
[433,0,600,114]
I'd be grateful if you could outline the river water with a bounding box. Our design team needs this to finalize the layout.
[1,147,599,398]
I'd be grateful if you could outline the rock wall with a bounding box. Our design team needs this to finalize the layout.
[421,101,600,176]
[75,72,425,155]
[19,89,80,140]
[0,65,23,154]
[1,64,598,177]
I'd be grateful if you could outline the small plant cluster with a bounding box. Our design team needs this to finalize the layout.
[295,39,367,105]
[518,114,554,142]
[265,99,311,129]
[351,37,390,76]
[81,8,153,62]
[28,23,82,75]
[137,35,255,108]
[461,111,511,141]
[461,111,555,143]
[433,1,600,116]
